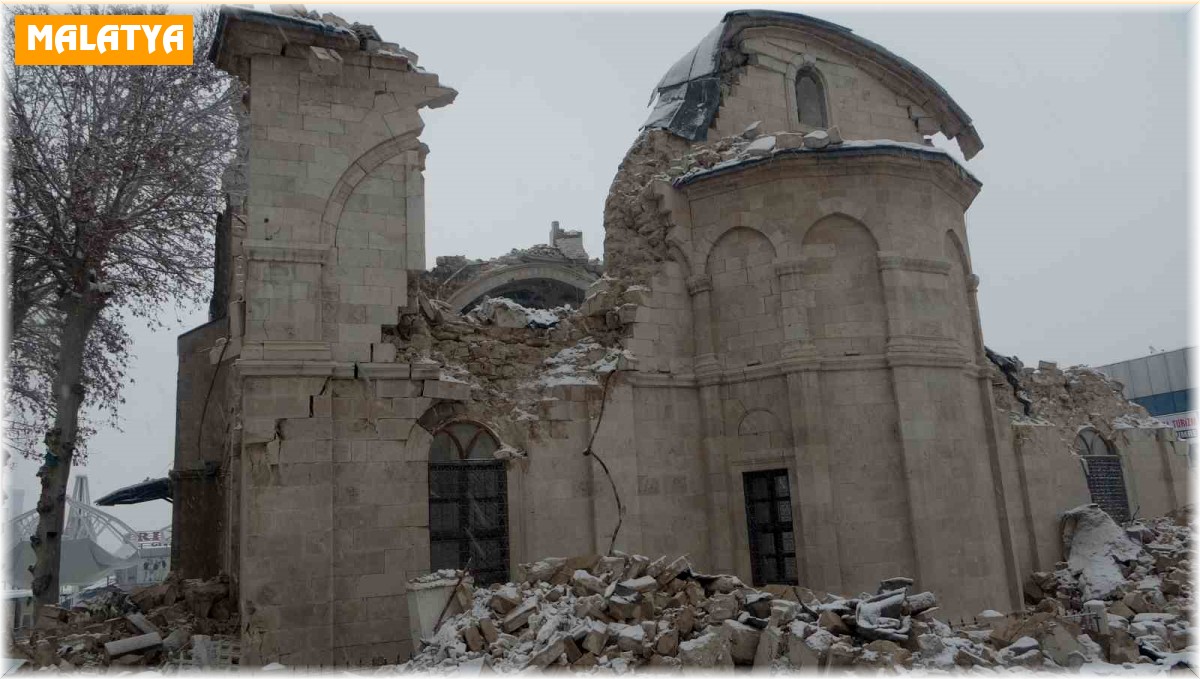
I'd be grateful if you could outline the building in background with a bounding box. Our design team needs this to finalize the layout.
[1096,347,1195,456]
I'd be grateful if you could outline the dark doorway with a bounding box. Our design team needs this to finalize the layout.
[743,469,798,586]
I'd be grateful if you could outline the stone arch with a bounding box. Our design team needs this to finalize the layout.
[697,221,785,275]
[706,227,781,368]
[738,408,785,452]
[800,214,887,356]
[789,61,830,129]
[1076,427,1131,523]
[320,132,424,246]
[428,418,510,585]
[444,262,599,313]
[667,238,693,279]
[943,229,980,359]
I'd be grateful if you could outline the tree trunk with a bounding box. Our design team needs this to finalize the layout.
[30,295,103,610]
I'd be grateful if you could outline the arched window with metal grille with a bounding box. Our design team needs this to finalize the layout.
[795,68,828,128]
[428,421,509,585]
[1077,428,1131,523]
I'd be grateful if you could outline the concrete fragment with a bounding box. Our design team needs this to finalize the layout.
[104,633,162,661]
[125,613,160,636]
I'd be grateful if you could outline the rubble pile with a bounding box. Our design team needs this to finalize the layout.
[399,508,1193,673]
[987,358,1165,440]
[7,574,239,670]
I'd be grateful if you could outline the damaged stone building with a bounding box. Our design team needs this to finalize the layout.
[171,7,1190,665]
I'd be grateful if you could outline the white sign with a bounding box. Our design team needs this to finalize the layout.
[1156,412,1196,440]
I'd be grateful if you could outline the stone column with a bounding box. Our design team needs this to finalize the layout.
[878,253,1014,615]
[688,274,733,572]
[776,258,843,592]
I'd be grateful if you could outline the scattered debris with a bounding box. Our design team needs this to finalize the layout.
[394,509,1192,672]
[6,574,239,670]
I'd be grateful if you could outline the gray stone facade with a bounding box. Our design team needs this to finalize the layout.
[172,7,1190,666]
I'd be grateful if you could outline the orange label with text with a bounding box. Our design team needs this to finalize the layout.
[14,15,193,66]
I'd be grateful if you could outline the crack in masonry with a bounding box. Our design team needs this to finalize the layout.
[583,369,625,556]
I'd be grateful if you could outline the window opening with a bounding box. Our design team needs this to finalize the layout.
[796,69,827,128]
[1077,428,1131,523]
[743,469,798,586]
[429,421,509,585]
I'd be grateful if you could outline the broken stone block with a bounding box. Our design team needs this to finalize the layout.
[104,633,163,662]
[774,132,805,150]
[1107,628,1140,663]
[655,556,691,585]
[620,576,658,593]
[721,619,761,665]
[744,135,776,157]
[752,624,782,667]
[582,621,608,655]
[678,631,734,668]
[501,599,538,633]
[462,624,485,652]
[741,121,762,139]
[524,636,565,669]
[478,618,499,645]
[1037,622,1085,668]
[307,45,344,77]
[125,613,160,636]
[802,130,830,149]
[654,628,679,657]
[860,639,912,669]
[703,593,738,622]
[826,641,858,667]
[489,588,521,615]
[817,609,850,635]
[905,591,937,615]
[615,623,645,652]
[826,125,844,145]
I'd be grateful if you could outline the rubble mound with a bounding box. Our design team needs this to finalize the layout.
[8,574,239,670]
[397,514,1194,673]
[988,359,1161,439]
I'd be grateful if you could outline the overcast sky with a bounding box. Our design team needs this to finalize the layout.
[5,5,1189,539]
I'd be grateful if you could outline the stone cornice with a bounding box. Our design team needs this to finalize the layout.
[675,146,981,209]
[876,253,952,275]
[244,240,333,264]
[236,359,356,378]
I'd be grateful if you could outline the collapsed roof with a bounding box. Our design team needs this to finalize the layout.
[644,10,984,159]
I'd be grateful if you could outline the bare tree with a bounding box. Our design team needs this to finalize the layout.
[4,5,238,607]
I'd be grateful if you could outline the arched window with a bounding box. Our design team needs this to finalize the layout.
[1077,428,1130,523]
[795,68,828,128]
[429,421,509,585]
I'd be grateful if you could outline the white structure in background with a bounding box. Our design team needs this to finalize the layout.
[1096,347,1196,459]
[5,476,172,597]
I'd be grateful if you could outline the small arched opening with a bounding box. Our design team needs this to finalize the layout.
[429,421,509,585]
[795,67,828,128]
[1077,428,1131,523]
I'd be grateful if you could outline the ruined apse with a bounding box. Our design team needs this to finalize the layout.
[172,7,1190,666]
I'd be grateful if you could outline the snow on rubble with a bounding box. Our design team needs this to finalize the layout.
[530,341,632,388]
[387,507,1192,673]
[468,297,570,330]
